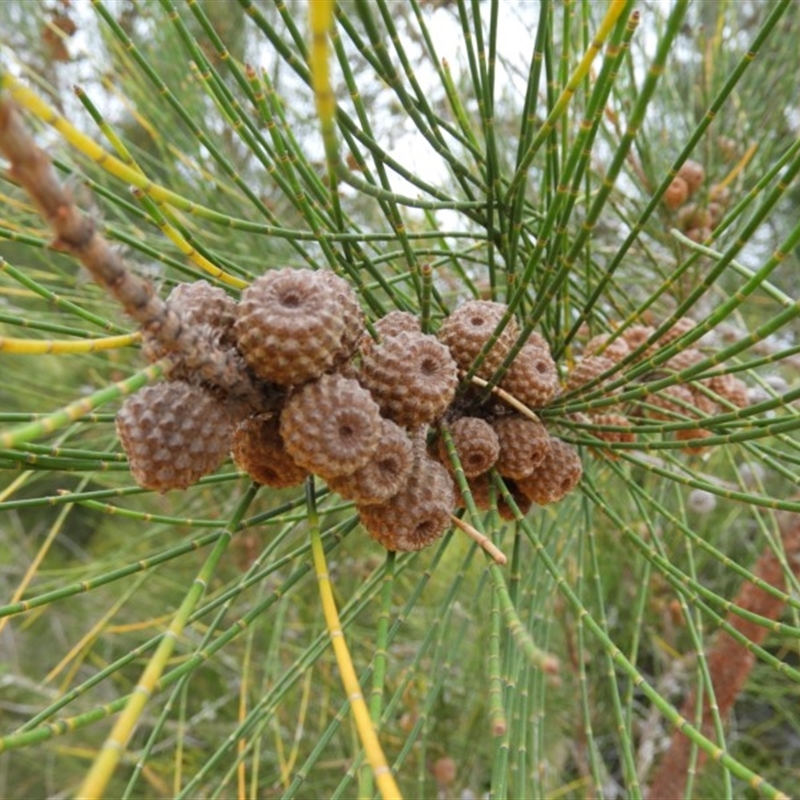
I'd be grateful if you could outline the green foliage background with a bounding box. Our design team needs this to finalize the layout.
[1,1,800,798]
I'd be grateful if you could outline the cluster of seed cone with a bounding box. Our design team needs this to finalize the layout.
[567,316,750,454]
[662,159,730,242]
[117,270,583,551]
[433,301,581,520]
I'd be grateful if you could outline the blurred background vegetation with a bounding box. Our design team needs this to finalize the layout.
[1,1,800,797]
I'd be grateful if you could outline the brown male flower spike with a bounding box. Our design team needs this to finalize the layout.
[648,509,800,799]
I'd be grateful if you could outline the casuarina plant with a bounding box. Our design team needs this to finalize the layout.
[1,1,800,797]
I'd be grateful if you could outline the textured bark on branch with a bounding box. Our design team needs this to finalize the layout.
[0,95,266,411]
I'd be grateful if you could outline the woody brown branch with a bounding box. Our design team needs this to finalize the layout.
[0,94,264,410]
[647,510,800,798]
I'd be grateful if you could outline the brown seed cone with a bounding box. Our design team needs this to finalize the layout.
[375,310,421,339]
[466,472,532,521]
[491,415,552,479]
[142,280,237,362]
[704,373,749,408]
[358,311,421,358]
[708,202,725,229]
[663,176,689,210]
[116,381,233,492]
[499,339,561,409]
[588,413,635,460]
[438,299,519,379]
[709,181,731,206]
[584,333,630,363]
[516,437,583,505]
[621,325,656,355]
[279,373,382,480]
[359,330,458,427]
[144,320,220,378]
[358,453,456,552]
[685,226,712,243]
[677,159,705,195]
[169,280,237,332]
[235,268,356,386]
[316,270,365,365]
[655,316,697,349]
[142,280,266,410]
[677,204,710,232]
[327,418,414,504]
[688,385,720,417]
[646,383,695,420]
[231,413,308,488]
[673,386,717,455]
[566,355,616,393]
[664,347,704,373]
[432,757,457,788]
[675,424,713,454]
[437,416,500,478]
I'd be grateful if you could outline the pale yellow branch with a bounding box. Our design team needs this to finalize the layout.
[466,374,543,423]
[450,515,507,565]
[0,332,140,354]
[309,524,402,800]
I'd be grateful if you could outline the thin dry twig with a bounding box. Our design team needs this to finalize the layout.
[450,514,507,565]
[466,374,542,422]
